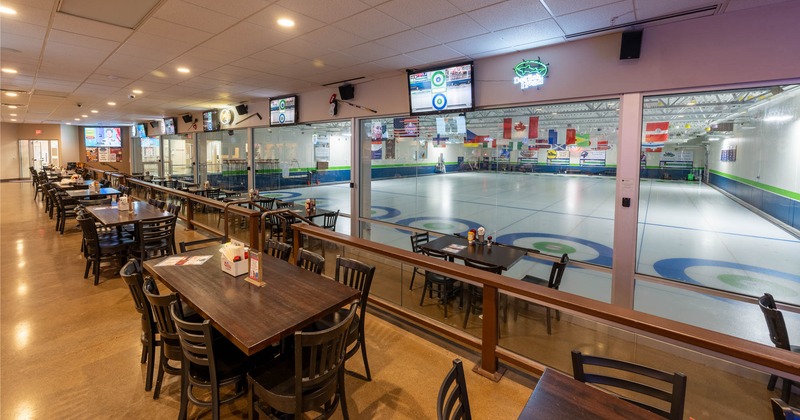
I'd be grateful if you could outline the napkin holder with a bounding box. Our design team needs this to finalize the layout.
[118,195,130,211]
[220,241,248,276]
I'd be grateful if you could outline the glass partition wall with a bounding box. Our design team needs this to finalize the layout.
[198,129,248,192]
[163,134,195,182]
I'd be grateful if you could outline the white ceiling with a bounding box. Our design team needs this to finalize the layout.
[0,0,795,126]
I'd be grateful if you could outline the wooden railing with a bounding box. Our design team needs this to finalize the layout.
[292,223,800,383]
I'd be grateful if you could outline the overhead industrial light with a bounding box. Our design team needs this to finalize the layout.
[763,115,792,122]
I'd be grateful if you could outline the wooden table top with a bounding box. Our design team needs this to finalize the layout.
[518,369,663,420]
[421,235,526,271]
[144,245,360,356]
[53,180,92,190]
[86,201,170,226]
[66,187,121,198]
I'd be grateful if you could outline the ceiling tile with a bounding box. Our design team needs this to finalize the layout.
[202,22,291,55]
[447,0,506,12]
[554,1,635,34]
[370,54,424,69]
[340,42,399,61]
[48,30,120,54]
[494,19,565,46]
[416,14,487,43]
[0,33,45,57]
[246,4,326,35]
[202,65,264,82]
[446,32,509,55]
[315,51,370,68]
[153,0,240,34]
[0,4,51,27]
[0,19,47,38]
[725,0,793,12]
[277,0,371,24]
[512,36,564,52]
[332,9,410,39]
[99,54,167,79]
[85,73,134,87]
[302,26,366,51]
[52,12,133,42]
[182,0,271,19]
[42,43,108,70]
[405,45,465,64]
[272,37,333,60]
[376,0,463,27]
[126,31,191,55]
[468,0,551,31]
[137,17,215,43]
[229,57,280,73]
[116,43,182,62]
[250,48,310,66]
[374,30,439,53]
[542,0,625,17]
[634,0,716,20]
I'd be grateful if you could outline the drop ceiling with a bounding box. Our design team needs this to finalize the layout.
[0,0,794,126]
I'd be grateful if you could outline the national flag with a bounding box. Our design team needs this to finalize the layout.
[644,122,669,145]
[503,118,512,139]
[393,117,420,137]
[529,116,539,139]
[566,128,576,145]
[548,129,558,145]
[576,133,590,147]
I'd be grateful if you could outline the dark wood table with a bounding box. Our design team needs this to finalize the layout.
[421,235,526,271]
[86,201,171,227]
[66,187,121,199]
[53,180,92,191]
[144,245,360,355]
[518,369,663,419]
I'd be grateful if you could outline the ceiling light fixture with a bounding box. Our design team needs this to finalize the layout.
[763,115,792,122]
[10,118,16,122]
[74,118,80,121]
[687,98,697,106]
[82,114,88,118]
[10,113,16,116]
[108,102,116,106]
[277,18,295,27]
[0,6,16,15]
[8,105,17,109]
[1,68,17,74]
[177,67,190,73]
[132,89,142,94]
[91,110,98,113]
[5,92,17,97]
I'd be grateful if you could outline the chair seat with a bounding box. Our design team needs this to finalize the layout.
[186,337,249,383]
[249,354,340,415]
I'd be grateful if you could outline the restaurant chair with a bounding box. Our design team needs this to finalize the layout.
[772,398,800,420]
[516,253,570,335]
[420,248,462,319]
[275,200,294,209]
[142,278,185,400]
[408,231,430,290]
[571,350,687,420]
[248,304,357,420]
[264,239,291,262]
[320,210,340,231]
[179,236,225,253]
[759,293,798,404]
[120,260,159,392]
[312,256,376,381]
[78,215,133,285]
[130,215,177,262]
[437,359,472,420]
[462,259,505,330]
[296,248,325,274]
[170,300,249,420]
[55,192,80,234]
[167,202,181,217]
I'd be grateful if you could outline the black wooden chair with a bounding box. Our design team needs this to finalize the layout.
[320,210,339,231]
[120,259,159,392]
[54,192,79,234]
[408,231,430,290]
[275,200,293,209]
[461,259,504,329]
[248,305,357,420]
[78,215,133,285]
[437,359,472,420]
[170,300,249,420]
[772,398,800,420]
[420,248,462,319]
[571,350,687,420]
[264,239,291,262]
[179,236,225,253]
[130,215,177,262]
[759,293,798,404]
[142,279,185,400]
[516,253,570,334]
[296,248,325,274]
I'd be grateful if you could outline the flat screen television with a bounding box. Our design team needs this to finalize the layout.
[134,123,147,138]
[202,110,219,132]
[407,62,474,116]
[163,117,176,135]
[269,95,297,126]
[84,127,122,147]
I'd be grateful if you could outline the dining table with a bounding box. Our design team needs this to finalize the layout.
[421,234,526,271]
[85,201,171,227]
[144,244,360,356]
[53,180,93,191]
[518,369,663,419]
[66,187,121,200]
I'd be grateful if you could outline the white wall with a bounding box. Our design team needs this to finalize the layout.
[0,123,20,179]
[60,124,80,164]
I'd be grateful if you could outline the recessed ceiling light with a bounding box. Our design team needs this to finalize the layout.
[74,118,80,121]
[8,105,17,109]
[10,113,17,116]
[10,118,16,122]
[1,68,17,74]
[91,110,98,113]
[277,18,295,27]
[0,6,17,15]
[132,89,142,94]
[66,122,71,125]
[82,114,88,118]
[108,102,116,106]
[177,67,190,73]
[5,92,17,97]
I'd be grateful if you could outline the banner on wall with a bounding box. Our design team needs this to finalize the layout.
[548,129,558,145]
[596,140,609,150]
[86,147,98,162]
[503,117,537,139]
[313,134,330,162]
[566,128,576,145]
[644,122,669,147]
[385,138,396,159]
[393,117,419,137]
[661,150,693,162]
[432,135,447,148]
[371,140,382,160]
[465,130,487,147]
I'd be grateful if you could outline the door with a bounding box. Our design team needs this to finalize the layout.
[19,140,59,177]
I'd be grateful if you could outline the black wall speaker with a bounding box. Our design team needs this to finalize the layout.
[339,84,355,100]
[182,114,192,123]
[235,104,248,115]
[620,29,643,60]
[149,120,158,128]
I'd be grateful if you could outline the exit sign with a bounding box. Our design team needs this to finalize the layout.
[35,129,42,135]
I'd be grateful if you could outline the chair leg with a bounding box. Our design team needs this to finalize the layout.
[419,281,429,307]
[546,307,552,335]
[781,378,793,404]
[84,259,91,279]
[768,374,778,390]
[359,330,371,381]
[153,352,165,399]
[409,269,416,290]
[211,375,220,420]
[248,381,257,420]
[178,365,188,420]
[145,343,155,392]
[462,289,473,329]
[339,367,350,420]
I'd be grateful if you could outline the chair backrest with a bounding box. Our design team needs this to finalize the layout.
[276,200,293,209]
[296,248,325,274]
[120,260,156,335]
[437,359,472,420]
[759,293,791,350]
[463,259,503,274]
[547,253,570,290]
[143,278,180,342]
[135,215,177,258]
[167,202,181,216]
[179,236,224,253]
[571,350,687,420]
[77,214,100,251]
[207,188,222,200]
[321,210,340,231]
[265,239,291,261]
[335,256,376,317]
[291,304,357,416]
[410,231,430,254]
[772,398,800,420]
[170,300,218,374]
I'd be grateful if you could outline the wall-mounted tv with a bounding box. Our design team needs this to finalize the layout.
[84,127,122,147]
[134,123,147,138]
[202,110,219,132]
[407,62,474,116]
[163,117,176,135]
[269,95,297,126]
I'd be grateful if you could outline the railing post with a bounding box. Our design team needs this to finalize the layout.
[477,285,505,381]
[185,196,195,230]
[248,212,260,249]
